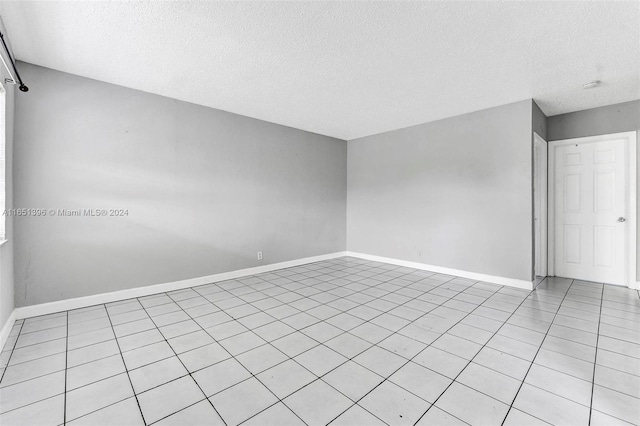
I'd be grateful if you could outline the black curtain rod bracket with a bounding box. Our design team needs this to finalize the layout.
[0,30,28,92]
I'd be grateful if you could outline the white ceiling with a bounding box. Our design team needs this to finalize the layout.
[1,1,638,140]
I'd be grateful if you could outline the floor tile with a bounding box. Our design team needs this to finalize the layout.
[594,364,640,398]
[236,343,288,374]
[502,408,550,426]
[512,383,590,426]
[8,339,66,366]
[67,327,115,352]
[457,362,521,404]
[435,382,509,426]
[330,404,386,426]
[219,331,266,356]
[253,321,296,342]
[324,333,372,358]
[359,380,430,425]
[285,379,352,425]
[177,342,230,372]
[487,334,540,361]
[301,322,343,343]
[122,341,175,370]
[0,394,64,426]
[322,360,383,401]
[0,353,66,387]
[160,319,202,339]
[256,358,315,398]
[0,371,65,414]
[413,346,468,379]
[209,377,278,425]
[67,397,144,426]
[154,400,224,426]
[389,361,452,403]
[473,346,531,380]
[596,348,640,376]
[66,373,134,421]
[137,376,204,424]
[67,339,120,368]
[66,354,126,391]
[590,409,636,426]
[3,258,640,426]
[15,326,66,349]
[591,384,640,424]
[350,322,393,344]
[541,335,595,362]
[129,356,188,394]
[525,363,593,406]
[117,328,165,352]
[192,358,251,396]
[326,313,365,331]
[397,323,441,345]
[533,347,594,381]
[432,333,482,360]
[353,345,406,377]
[415,406,467,425]
[243,402,305,426]
[113,318,156,338]
[167,330,215,354]
[294,345,347,377]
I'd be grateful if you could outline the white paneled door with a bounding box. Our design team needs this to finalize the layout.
[553,135,631,285]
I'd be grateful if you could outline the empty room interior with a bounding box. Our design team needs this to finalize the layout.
[0,1,639,425]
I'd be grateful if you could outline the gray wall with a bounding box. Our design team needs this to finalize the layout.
[548,100,640,281]
[531,100,547,277]
[14,63,347,306]
[347,100,534,282]
[532,101,547,141]
[0,81,14,331]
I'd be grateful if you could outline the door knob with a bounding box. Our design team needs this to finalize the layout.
[618,217,626,222]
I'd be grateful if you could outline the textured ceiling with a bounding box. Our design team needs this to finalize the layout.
[1,1,638,140]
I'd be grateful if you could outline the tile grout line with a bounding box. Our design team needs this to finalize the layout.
[232,264,464,426]
[103,304,148,426]
[410,277,558,426]
[300,268,513,424]
[323,276,497,425]
[134,296,232,426]
[499,278,577,426]
[63,311,68,425]
[4,260,637,425]
[189,260,435,425]
[178,260,455,424]
[587,282,605,426]
[94,260,521,425]
[0,320,24,384]
[377,280,525,425]
[154,290,309,426]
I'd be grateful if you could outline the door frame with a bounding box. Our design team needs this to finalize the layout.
[533,132,548,277]
[548,131,637,288]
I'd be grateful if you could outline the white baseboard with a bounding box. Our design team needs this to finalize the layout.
[0,309,17,351]
[15,251,348,320]
[630,281,640,290]
[346,251,534,290]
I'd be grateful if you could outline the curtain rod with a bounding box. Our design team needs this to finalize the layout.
[0,29,28,92]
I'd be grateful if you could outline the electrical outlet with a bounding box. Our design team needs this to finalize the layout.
[257,251,263,260]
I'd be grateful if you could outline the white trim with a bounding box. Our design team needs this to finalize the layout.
[533,132,548,277]
[631,282,640,290]
[548,131,637,288]
[0,309,16,351]
[14,252,347,320]
[346,251,534,290]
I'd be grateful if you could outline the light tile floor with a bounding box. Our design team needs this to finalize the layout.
[0,257,639,426]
